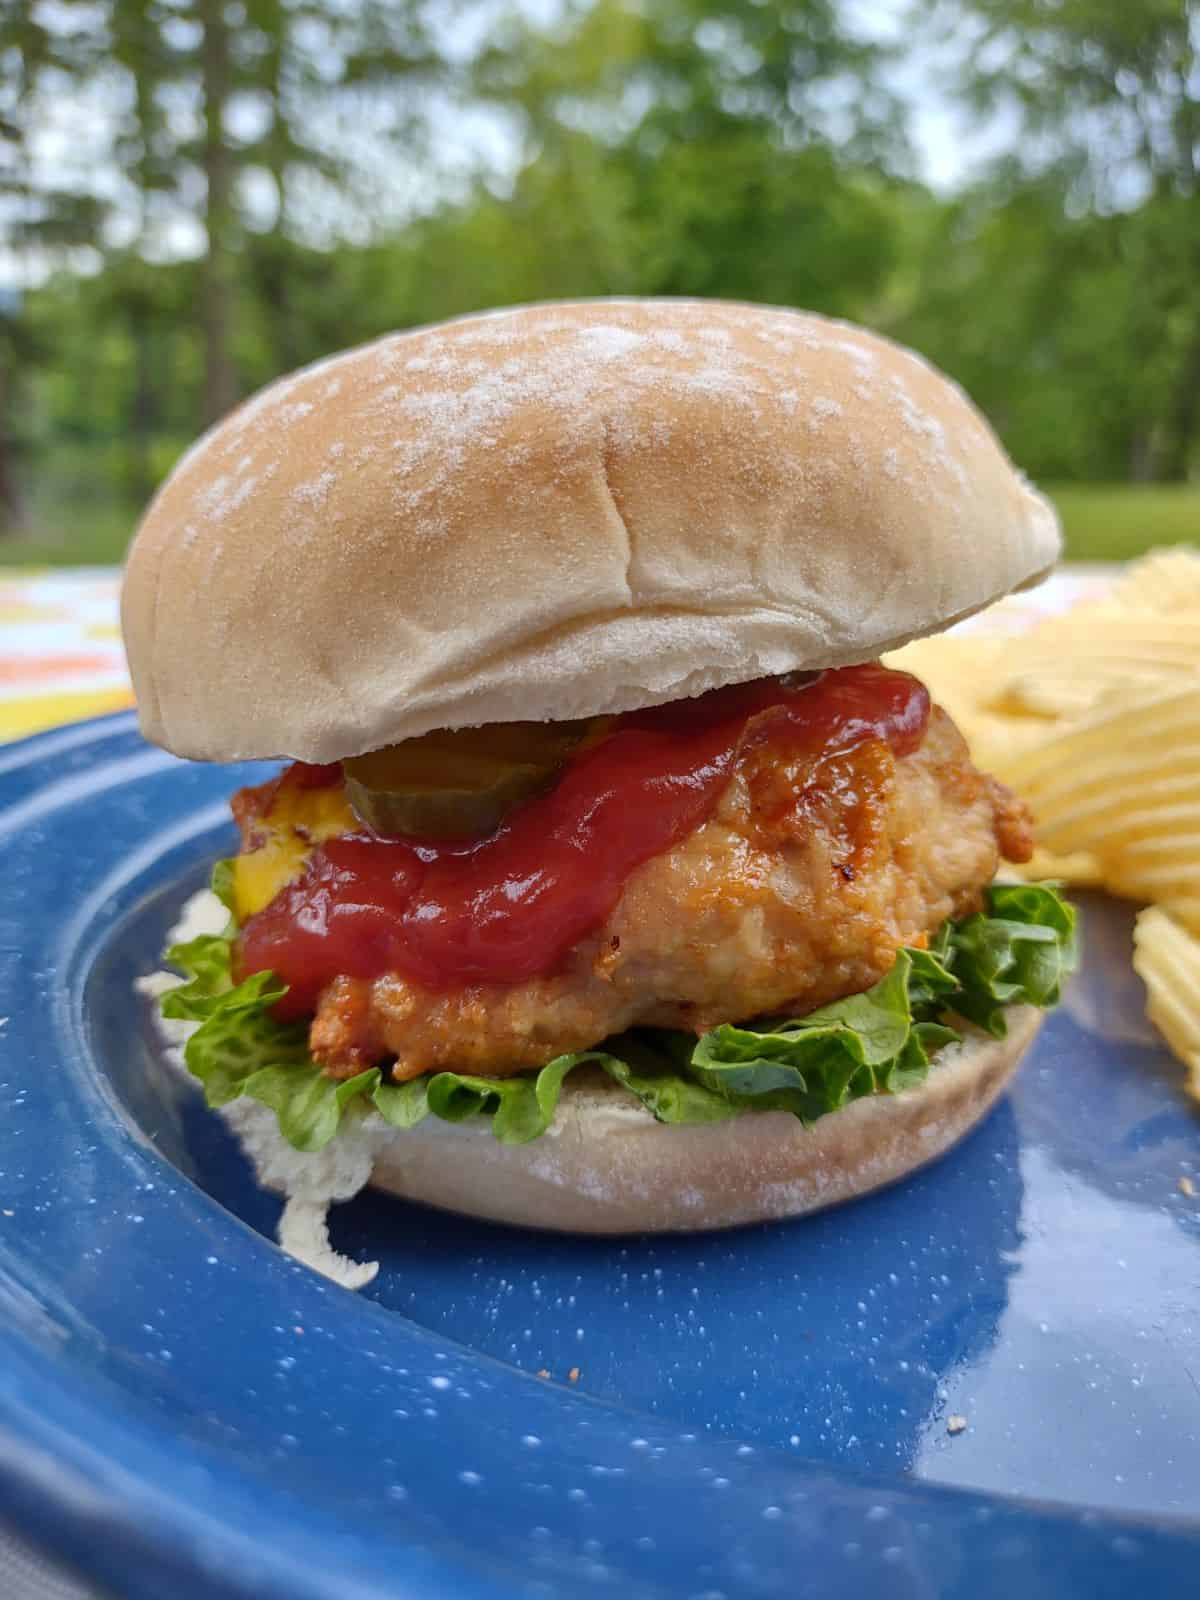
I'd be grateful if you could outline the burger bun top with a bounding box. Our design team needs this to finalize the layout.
[122,298,1059,762]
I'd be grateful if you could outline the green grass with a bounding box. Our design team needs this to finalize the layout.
[1,481,1197,569]
[1048,484,1200,563]
[0,504,136,567]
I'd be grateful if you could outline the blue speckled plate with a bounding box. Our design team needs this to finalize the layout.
[2,711,1199,1600]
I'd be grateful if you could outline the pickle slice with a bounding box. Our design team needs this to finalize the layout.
[344,718,607,840]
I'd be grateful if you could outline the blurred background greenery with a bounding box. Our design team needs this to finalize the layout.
[1,0,1197,567]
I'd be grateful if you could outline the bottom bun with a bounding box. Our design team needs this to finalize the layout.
[371,1006,1043,1234]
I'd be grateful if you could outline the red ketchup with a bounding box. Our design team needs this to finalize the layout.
[238,664,929,1015]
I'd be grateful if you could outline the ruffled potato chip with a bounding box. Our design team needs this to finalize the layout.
[890,546,1200,1090]
[1133,907,1200,1100]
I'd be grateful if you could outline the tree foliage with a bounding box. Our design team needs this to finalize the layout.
[1,0,1197,541]
[919,0,1200,479]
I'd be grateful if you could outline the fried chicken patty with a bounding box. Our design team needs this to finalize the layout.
[297,707,1033,1080]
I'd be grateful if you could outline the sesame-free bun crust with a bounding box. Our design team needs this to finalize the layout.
[122,299,1060,763]
[367,1008,1042,1234]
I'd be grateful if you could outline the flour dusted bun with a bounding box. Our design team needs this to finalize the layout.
[365,1008,1042,1234]
[122,299,1059,764]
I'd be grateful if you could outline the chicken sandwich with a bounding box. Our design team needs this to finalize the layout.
[124,299,1075,1247]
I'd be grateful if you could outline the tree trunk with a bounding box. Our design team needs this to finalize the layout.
[1128,428,1155,483]
[1158,320,1200,483]
[0,357,24,534]
[265,15,297,376]
[200,0,238,425]
[128,309,157,505]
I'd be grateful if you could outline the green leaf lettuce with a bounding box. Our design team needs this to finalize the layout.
[160,872,1077,1153]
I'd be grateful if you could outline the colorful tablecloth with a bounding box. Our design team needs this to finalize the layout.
[0,568,134,744]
